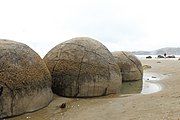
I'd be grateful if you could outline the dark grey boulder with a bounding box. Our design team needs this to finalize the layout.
[167,55,175,58]
[158,55,164,58]
[146,56,152,59]
[112,51,143,81]
[0,40,53,118]
[44,37,122,97]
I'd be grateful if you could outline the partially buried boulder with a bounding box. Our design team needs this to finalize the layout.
[44,37,122,97]
[112,51,143,81]
[0,40,53,118]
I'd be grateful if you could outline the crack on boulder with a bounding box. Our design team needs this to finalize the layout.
[10,92,16,116]
[0,86,3,96]
[52,49,62,75]
[3,83,12,92]
[122,51,143,76]
[66,43,112,64]
[102,87,108,96]
[73,85,80,97]
[75,46,86,97]
[120,69,124,80]
[65,43,85,49]
[107,65,111,81]
[0,55,4,60]
[3,83,15,115]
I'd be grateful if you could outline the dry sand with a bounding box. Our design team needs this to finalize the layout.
[8,58,180,120]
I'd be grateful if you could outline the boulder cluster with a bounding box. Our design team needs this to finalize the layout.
[0,37,143,118]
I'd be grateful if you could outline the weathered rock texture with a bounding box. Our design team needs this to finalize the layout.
[0,40,53,118]
[44,37,122,97]
[112,51,143,81]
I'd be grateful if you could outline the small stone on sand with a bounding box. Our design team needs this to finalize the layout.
[60,103,66,108]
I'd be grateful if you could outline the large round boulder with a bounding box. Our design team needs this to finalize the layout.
[44,37,122,97]
[0,40,53,118]
[112,51,143,81]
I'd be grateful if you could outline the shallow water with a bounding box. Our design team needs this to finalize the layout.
[6,73,164,120]
[121,72,163,95]
[141,73,162,94]
[141,82,161,94]
[120,80,142,94]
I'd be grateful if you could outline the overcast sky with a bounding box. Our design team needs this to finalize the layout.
[0,0,180,57]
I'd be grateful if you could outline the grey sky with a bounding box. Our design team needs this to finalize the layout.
[0,0,180,57]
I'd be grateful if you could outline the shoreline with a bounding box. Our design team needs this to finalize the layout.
[8,59,180,120]
[136,54,180,60]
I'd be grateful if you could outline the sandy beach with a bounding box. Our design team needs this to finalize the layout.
[8,58,180,120]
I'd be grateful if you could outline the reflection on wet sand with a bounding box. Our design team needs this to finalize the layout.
[141,73,164,94]
[120,72,163,95]
[120,80,143,94]
[7,73,164,120]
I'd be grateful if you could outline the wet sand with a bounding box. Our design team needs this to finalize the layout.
[8,59,180,120]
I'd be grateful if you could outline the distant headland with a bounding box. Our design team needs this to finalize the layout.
[132,47,180,55]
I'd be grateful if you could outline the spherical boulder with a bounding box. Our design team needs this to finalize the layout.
[112,51,143,81]
[0,40,53,118]
[44,37,122,97]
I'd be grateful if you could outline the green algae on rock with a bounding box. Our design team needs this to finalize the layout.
[44,37,122,98]
[0,39,53,118]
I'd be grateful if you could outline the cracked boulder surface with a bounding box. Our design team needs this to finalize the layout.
[112,51,143,82]
[0,39,53,118]
[44,37,122,98]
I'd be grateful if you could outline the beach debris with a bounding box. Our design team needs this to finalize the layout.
[152,76,157,78]
[157,61,161,63]
[60,103,66,108]
[26,116,31,119]
[143,65,152,70]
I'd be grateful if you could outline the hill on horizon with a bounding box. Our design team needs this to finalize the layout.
[132,47,180,55]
